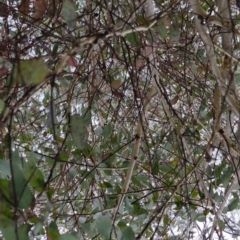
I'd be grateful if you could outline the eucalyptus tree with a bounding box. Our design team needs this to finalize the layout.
[0,0,240,239]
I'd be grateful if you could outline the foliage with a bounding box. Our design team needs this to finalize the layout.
[0,0,240,239]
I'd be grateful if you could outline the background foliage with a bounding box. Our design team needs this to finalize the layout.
[0,0,240,239]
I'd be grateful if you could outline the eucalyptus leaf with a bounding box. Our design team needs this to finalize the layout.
[47,221,60,239]
[125,32,139,46]
[96,215,112,239]
[24,155,45,192]
[13,59,48,86]
[71,114,89,150]
[11,162,33,209]
[228,197,239,211]
[157,20,167,38]
[62,0,77,28]
[0,99,5,113]
[0,222,30,240]
[120,226,136,240]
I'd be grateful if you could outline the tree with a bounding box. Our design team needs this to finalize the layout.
[0,0,240,239]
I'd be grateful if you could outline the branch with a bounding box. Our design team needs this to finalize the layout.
[189,0,240,115]
[112,87,157,222]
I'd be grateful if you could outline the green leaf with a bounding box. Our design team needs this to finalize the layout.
[13,59,48,86]
[124,196,134,213]
[71,114,89,150]
[82,110,91,126]
[169,27,180,42]
[235,74,240,86]
[11,162,33,209]
[157,20,167,38]
[103,123,112,138]
[59,151,68,161]
[222,168,232,188]
[47,221,60,239]
[152,160,159,175]
[120,226,136,240]
[125,32,139,46]
[159,164,172,173]
[0,219,30,240]
[0,179,12,218]
[24,155,45,192]
[99,181,113,188]
[52,44,58,54]
[196,213,206,222]
[163,214,169,226]
[62,0,77,28]
[94,126,103,135]
[0,160,10,178]
[136,15,149,25]
[199,190,205,200]
[199,99,206,113]
[117,221,127,228]
[96,215,112,239]
[218,219,225,230]
[0,99,5,113]
[228,197,239,211]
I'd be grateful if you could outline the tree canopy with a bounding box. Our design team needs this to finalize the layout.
[0,0,240,239]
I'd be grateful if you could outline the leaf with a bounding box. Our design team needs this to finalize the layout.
[112,90,124,99]
[169,27,180,42]
[136,15,149,25]
[111,80,122,89]
[18,0,29,15]
[159,164,172,173]
[67,56,78,67]
[0,99,5,113]
[162,15,170,27]
[228,197,239,211]
[0,65,9,77]
[33,0,46,19]
[0,179,12,218]
[13,59,48,86]
[0,221,30,240]
[163,214,169,226]
[47,221,60,240]
[157,20,167,38]
[52,44,58,54]
[152,160,159,175]
[142,46,152,57]
[235,74,240,86]
[62,0,77,28]
[71,114,89,150]
[11,161,33,209]
[0,3,11,17]
[124,196,134,213]
[81,110,91,126]
[196,213,206,222]
[135,60,144,70]
[169,95,179,105]
[94,126,103,136]
[102,123,112,138]
[96,215,112,239]
[120,226,136,240]
[218,219,225,230]
[24,155,45,192]
[125,32,139,46]
[0,161,10,178]
[222,168,232,188]
[199,99,206,113]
